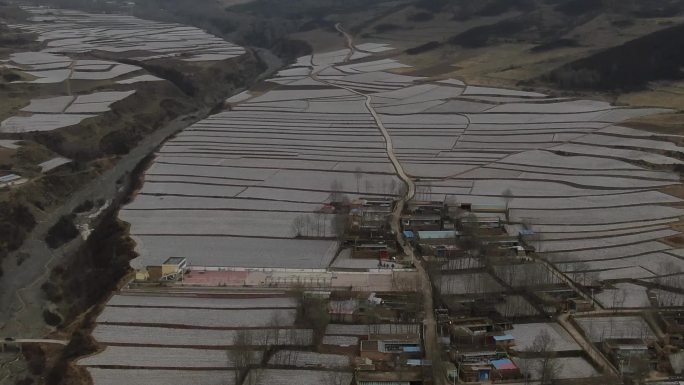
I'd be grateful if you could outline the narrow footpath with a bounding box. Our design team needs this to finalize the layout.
[317,25,440,384]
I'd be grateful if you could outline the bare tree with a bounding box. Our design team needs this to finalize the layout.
[365,179,374,194]
[332,212,348,241]
[229,330,258,385]
[424,181,433,200]
[502,188,514,222]
[518,357,533,385]
[382,180,389,195]
[291,215,305,237]
[392,272,420,291]
[269,311,283,346]
[316,212,324,237]
[426,259,444,295]
[397,181,407,198]
[389,180,398,196]
[520,218,542,253]
[528,329,562,385]
[304,215,313,237]
[325,371,349,385]
[354,167,363,194]
[629,356,651,385]
[330,179,343,203]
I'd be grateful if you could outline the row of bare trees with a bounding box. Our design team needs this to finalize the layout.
[336,173,404,198]
[291,213,328,238]
[291,212,349,240]
[518,330,563,385]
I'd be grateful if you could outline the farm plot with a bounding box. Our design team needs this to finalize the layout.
[121,209,337,238]
[107,294,297,309]
[508,323,580,352]
[322,335,359,347]
[595,283,651,309]
[512,219,679,234]
[93,325,313,347]
[2,90,136,133]
[510,206,684,226]
[535,228,678,252]
[652,289,684,307]
[575,316,655,342]
[96,306,296,328]
[325,323,420,336]
[125,195,320,212]
[5,52,146,83]
[14,7,244,62]
[268,350,350,368]
[79,346,261,368]
[551,143,682,165]
[87,369,236,385]
[39,157,71,172]
[492,263,560,288]
[0,140,19,149]
[494,295,539,318]
[20,96,74,113]
[454,191,679,210]
[82,290,313,384]
[545,241,672,263]
[246,369,353,385]
[130,235,338,268]
[513,357,599,380]
[593,266,655,281]
[469,180,636,197]
[1,113,94,133]
[572,133,684,154]
[438,273,503,295]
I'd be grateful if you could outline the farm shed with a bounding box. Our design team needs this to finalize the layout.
[161,257,187,280]
[490,358,520,380]
[140,257,187,281]
[360,338,422,362]
[401,214,442,231]
[491,334,515,348]
[459,362,492,382]
[416,230,458,240]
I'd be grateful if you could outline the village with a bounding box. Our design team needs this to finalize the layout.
[4,2,684,385]
[110,191,684,385]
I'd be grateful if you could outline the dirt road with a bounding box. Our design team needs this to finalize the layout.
[557,313,619,376]
[320,25,440,385]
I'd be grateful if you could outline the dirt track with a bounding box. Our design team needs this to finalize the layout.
[323,24,441,385]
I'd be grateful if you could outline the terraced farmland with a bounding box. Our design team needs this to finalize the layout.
[12,7,244,62]
[118,32,684,296]
[79,291,314,383]
[74,23,684,384]
[1,90,136,133]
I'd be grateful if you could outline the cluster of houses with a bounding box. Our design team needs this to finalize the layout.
[439,317,523,383]
[401,199,529,260]
[344,197,401,265]
[323,293,430,385]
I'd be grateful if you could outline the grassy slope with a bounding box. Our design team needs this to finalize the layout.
[326,0,684,134]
